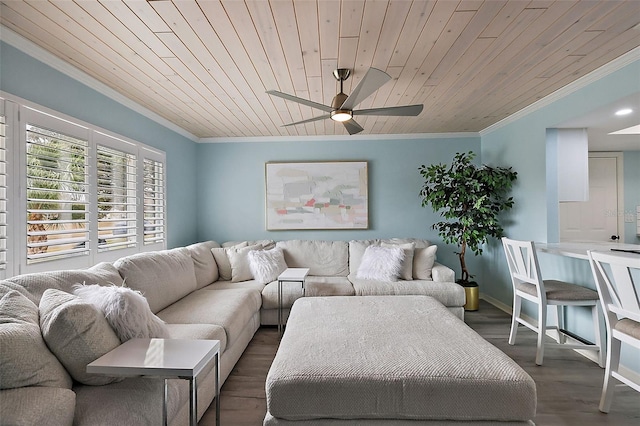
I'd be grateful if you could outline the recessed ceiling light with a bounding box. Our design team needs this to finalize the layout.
[615,108,633,116]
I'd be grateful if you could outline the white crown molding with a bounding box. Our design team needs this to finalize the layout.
[0,25,198,142]
[480,46,640,136]
[199,132,479,143]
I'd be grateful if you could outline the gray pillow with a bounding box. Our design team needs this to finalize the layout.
[0,290,72,390]
[39,289,123,386]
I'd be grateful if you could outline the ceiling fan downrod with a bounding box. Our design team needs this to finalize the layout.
[331,68,352,122]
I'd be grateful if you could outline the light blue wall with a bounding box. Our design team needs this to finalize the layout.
[196,137,481,278]
[624,151,640,244]
[481,59,640,370]
[0,42,199,248]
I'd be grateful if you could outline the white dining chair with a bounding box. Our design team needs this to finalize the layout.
[588,249,640,413]
[502,238,604,366]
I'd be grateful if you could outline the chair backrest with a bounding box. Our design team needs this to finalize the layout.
[588,250,640,325]
[502,238,545,297]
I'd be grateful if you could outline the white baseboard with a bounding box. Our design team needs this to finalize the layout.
[478,293,640,385]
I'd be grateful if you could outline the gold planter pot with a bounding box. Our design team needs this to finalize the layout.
[463,283,479,311]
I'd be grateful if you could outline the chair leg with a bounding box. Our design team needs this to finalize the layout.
[536,302,546,366]
[555,305,566,344]
[509,295,521,345]
[600,337,621,413]
[593,304,605,368]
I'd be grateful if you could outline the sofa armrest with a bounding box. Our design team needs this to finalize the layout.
[432,262,455,283]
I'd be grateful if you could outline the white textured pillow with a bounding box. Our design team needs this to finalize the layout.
[356,246,405,282]
[227,244,263,282]
[74,284,169,343]
[248,247,288,284]
[211,242,248,281]
[381,242,415,281]
[39,289,123,385]
[413,245,438,280]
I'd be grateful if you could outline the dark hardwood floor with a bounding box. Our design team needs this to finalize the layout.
[199,300,640,426]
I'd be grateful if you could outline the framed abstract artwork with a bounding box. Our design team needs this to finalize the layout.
[265,161,368,230]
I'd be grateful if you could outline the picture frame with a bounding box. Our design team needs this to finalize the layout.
[265,161,368,230]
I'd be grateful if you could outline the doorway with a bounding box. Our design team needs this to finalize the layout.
[559,152,624,243]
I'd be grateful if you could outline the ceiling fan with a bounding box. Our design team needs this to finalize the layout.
[266,67,423,135]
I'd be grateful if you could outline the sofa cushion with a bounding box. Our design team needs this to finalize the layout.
[39,289,123,386]
[223,240,276,249]
[114,248,197,313]
[0,279,34,301]
[211,242,248,281]
[6,262,123,304]
[356,245,404,281]
[248,247,288,284]
[350,278,466,307]
[262,276,355,310]
[186,241,221,289]
[74,284,169,342]
[165,323,228,353]
[0,290,72,390]
[156,288,261,348]
[276,240,349,277]
[413,245,438,280]
[0,387,76,426]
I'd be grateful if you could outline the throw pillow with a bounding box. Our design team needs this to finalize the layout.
[39,289,123,386]
[211,242,248,281]
[248,247,288,284]
[226,244,264,283]
[356,246,405,282]
[0,290,72,390]
[413,245,438,280]
[74,284,169,342]
[381,242,415,281]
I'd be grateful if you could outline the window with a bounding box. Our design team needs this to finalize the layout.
[143,157,165,245]
[97,144,137,251]
[25,124,89,264]
[0,96,168,274]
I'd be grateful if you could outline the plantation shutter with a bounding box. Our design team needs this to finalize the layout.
[26,123,89,263]
[96,144,137,251]
[143,157,165,245]
[0,109,7,270]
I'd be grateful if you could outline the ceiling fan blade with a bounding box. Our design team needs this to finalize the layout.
[340,68,391,111]
[266,90,333,113]
[282,114,331,127]
[343,119,364,135]
[354,104,424,117]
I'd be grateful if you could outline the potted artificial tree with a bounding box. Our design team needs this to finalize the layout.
[419,151,517,311]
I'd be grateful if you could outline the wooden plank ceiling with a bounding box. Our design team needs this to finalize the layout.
[1,0,639,139]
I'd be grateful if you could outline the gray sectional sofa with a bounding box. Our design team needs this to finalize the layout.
[0,238,464,426]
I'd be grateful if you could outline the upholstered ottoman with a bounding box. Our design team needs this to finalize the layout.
[265,296,536,425]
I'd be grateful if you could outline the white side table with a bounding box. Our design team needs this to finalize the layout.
[277,267,310,337]
[87,338,220,426]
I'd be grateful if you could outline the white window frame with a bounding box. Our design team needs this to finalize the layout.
[0,98,16,279]
[140,146,167,252]
[1,92,167,275]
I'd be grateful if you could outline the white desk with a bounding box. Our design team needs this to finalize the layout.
[87,338,220,426]
[277,268,309,337]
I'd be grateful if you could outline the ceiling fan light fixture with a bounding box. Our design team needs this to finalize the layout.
[331,109,352,122]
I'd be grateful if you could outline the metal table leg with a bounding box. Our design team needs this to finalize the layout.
[163,378,168,426]
[278,279,283,337]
